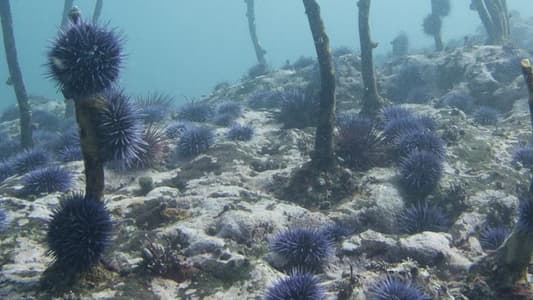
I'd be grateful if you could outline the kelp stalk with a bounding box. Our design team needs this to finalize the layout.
[521,59,533,132]
[302,0,336,171]
[358,0,384,116]
[244,0,266,66]
[470,0,510,45]
[92,0,103,24]
[0,0,33,148]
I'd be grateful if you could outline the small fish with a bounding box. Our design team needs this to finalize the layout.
[5,76,12,86]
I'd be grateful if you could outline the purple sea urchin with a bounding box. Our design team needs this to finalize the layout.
[396,130,445,162]
[265,269,324,300]
[165,121,191,139]
[47,19,123,98]
[133,125,169,169]
[270,227,333,272]
[396,202,449,234]
[337,114,384,171]
[21,166,73,196]
[11,148,50,175]
[383,116,427,145]
[58,145,83,162]
[479,226,509,251]
[380,105,414,125]
[278,87,319,129]
[176,125,214,158]
[177,101,212,123]
[95,88,146,167]
[367,275,430,300]
[398,150,443,198]
[227,123,254,141]
[47,193,113,273]
[214,101,242,126]
[135,93,174,124]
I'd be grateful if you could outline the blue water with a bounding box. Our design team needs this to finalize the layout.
[0,0,531,111]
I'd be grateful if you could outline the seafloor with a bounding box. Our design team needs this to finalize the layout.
[2,14,533,300]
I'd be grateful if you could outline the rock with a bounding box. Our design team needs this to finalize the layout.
[129,187,191,229]
[362,176,404,233]
[145,187,181,202]
[183,236,225,257]
[352,230,398,258]
[262,252,288,271]
[210,210,274,244]
[191,251,251,282]
[399,232,471,271]
[449,212,485,246]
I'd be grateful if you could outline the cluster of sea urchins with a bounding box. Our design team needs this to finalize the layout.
[45,10,140,275]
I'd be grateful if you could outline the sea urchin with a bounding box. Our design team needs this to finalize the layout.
[47,193,113,273]
[47,17,123,98]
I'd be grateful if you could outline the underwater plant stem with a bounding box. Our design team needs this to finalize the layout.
[430,0,444,51]
[74,96,106,202]
[92,0,103,24]
[302,0,336,171]
[0,0,33,148]
[60,0,74,29]
[358,0,384,117]
[244,0,266,66]
[433,32,443,51]
[521,59,533,134]
[470,225,533,291]
[471,0,509,45]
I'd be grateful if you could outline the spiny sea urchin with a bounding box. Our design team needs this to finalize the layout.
[396,202,449,234]
[367,275,430,300]
[270,227,333,272]
[227,123,254,141]
[21,166,73,196]
[94,88,146,167]
[337,114,385,171]
[264,269,324,300]
[398,150,443,198]
[11,148,50,175]
[47,193,113,273]
[479,225,509,251]
[47,18,123,98]
[176,125,214,158]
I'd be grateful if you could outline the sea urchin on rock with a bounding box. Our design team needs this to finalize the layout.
[396,202,449,234]
[367,275,430,300]
[227,123,254,141]
[264,270,324,300]
[337,114,384,171]
[21,166,73,196]
[47,193,113,273]
[398,150,443,198]
[11,148,50,175]
[176,125,214,158]
[270,227,333,272]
